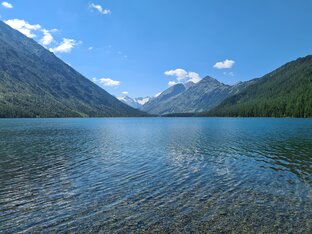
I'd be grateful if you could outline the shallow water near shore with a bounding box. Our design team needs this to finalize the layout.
[0,118,312,233]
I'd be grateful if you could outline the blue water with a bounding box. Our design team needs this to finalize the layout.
[0,118,312,233]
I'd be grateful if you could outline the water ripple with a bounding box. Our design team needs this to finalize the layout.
[0,118,312,233]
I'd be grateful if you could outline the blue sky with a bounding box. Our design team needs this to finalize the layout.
[1,0,312,98]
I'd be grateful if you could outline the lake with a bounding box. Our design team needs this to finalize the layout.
[0,118,311,233]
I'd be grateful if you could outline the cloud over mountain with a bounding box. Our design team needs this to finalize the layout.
[165,68,201,86]
[213,59,235,69]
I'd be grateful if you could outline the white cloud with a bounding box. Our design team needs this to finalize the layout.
[168,81,178,87]
[88,46,93,50]
[98,78,120,86]
[92,77,120,87]
[2,1,13,8]
[89,3,111,15]
[40,29,57,46]
[4,19,41,38]
[50,38,81,53]
[100,78,120,86]
[213,59,235,69]
[165,68,201,85]
[165,68,188,81]
[122,91,128,95]
[187,72,201,83]
[4,18,81,54]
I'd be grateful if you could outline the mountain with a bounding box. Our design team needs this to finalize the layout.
[142,77,248,115]
[141,83,186,114]
[0,21,147,117]
[205,55,312,118]
[184,81,195,89]
[117,96,152,109]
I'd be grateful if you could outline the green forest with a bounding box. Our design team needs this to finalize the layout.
[205,55,312,118]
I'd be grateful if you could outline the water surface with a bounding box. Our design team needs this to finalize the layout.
[0,118,312,233]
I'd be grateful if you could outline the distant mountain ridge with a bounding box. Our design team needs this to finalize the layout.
[0,21,147,117]
[117,96,152,109]
[139,55,312,118]
[141,83,186,114]
[141,76,250,115]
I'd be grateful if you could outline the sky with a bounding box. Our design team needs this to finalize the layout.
[1,0,312,98]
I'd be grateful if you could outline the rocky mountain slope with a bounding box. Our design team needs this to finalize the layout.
[0,21,146,117]
[141,76,249,115]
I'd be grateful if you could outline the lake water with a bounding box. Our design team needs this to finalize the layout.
[0,118,312,233]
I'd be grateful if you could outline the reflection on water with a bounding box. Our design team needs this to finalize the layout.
[0,118,312,233]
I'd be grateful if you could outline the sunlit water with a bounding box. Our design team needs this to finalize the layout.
[0,118,312,233]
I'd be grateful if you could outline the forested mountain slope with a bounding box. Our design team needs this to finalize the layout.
[0,21,146,117]
[205,55,312,117]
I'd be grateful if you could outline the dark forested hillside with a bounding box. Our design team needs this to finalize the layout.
[0,21,146,117]
[205,55,312,118]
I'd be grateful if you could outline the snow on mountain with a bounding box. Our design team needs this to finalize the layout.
[117,96,152,109]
